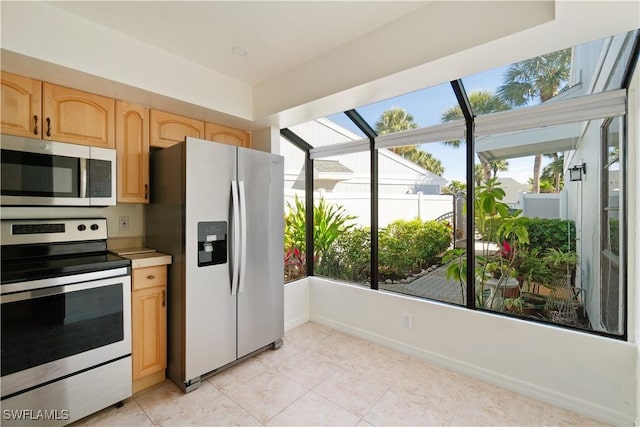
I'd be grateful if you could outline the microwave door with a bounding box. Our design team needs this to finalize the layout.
[0,138,91,206]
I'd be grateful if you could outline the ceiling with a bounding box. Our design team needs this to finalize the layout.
[3,1,638,134]
[48,1,428,85]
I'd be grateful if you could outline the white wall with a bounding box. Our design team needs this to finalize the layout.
[307,277,636,425]
[628,49,640,427]
[284,278,310,332]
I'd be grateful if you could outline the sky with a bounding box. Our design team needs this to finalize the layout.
[326,66,549,184]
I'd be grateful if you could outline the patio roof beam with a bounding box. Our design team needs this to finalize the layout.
[451,79,476,309]
[280,128,313,151]
[345,109,378,139]
[621,31,639,90]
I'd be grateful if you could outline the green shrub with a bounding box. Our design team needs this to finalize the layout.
[379,219,451,280]
[316,218,452,283]
[284,195,356,268]
[522,218,576,253]
[316,227,371,283]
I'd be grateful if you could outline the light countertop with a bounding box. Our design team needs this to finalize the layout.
[111,248,172,269]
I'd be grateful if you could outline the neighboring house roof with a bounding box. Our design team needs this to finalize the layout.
[495,177,529,205]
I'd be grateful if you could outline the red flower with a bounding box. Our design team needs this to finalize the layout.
[501,240,512,257]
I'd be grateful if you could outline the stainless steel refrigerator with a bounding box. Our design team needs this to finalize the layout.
[145,137,284,392]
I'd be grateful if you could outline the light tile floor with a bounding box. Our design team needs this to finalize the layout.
[74,322,607,426]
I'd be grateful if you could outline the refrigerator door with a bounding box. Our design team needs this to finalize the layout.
[184,138,237,382]
[237,148,284,358]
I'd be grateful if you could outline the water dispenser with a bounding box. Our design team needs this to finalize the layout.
[197,221,227,267]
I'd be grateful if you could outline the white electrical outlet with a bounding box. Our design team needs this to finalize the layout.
[119,216,130,231]
[402,313,412,329]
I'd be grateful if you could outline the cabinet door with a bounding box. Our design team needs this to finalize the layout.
[116,101,149,203]
[132,285,167,380]
[43,83,115,148]
[204,122,250,148]
[150,109,204,148]
[1,71,42,138]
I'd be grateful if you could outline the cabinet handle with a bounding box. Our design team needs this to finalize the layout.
[46,117,51,137]
[162,289,166,307]
[144,184,148,200]
[33,116,38,135]
[147,275,156,280]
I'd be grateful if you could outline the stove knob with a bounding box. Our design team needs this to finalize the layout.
[90,224,99,231]
[77,224,86,231]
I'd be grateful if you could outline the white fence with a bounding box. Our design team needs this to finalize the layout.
[518,191,566,219]
[285,190,454,227]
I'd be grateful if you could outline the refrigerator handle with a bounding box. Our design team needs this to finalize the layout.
[231,180,241,296]
[238,180,248,294]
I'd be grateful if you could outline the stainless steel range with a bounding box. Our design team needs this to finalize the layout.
[1,218,132,426]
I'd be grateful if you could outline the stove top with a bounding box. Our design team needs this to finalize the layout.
[1,218,131,285]
[1,252,131,285]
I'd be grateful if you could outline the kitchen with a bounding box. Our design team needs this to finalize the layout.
[2,2,638,423]
[1,68,285,426]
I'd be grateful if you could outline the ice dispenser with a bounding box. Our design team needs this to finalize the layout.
[197,221,227,267]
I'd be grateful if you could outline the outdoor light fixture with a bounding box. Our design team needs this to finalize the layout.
[570,163,586,181]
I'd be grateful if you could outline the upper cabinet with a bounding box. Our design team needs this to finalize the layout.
[150,110,204,148]
[204,122,250,148]
[43,83,115,148]
[1,71,42,138]
[116,101,150,204]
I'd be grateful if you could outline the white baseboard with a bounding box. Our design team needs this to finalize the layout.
[285,315,310,332]
[310,313,634,427]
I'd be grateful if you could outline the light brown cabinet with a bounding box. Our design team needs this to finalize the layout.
[1,71,42,138]
[205,122,250,148]
[131,265,167,393]
[116,101,150,204]
[43,83,115,148]
[150,109,204,148]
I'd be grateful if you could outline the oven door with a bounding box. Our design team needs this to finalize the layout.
[0,270,131,399]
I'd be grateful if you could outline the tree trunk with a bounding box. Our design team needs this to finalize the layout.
[479,158,492,183]
[532,154,542,193]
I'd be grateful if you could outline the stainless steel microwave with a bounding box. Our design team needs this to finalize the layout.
[1,135,116,206]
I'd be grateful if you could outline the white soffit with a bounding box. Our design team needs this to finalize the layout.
[475,89,627,137]
[477,122,582,162]
[375,120,466,150]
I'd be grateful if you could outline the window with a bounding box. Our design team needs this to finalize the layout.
[282,138,307,283]
[281,29,636,339]
[313,151,371,286]
[600,116,625,335]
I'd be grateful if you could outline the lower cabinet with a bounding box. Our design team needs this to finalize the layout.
[131,265,167,393]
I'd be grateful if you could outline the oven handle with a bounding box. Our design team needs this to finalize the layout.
[1,267,130,295]
[1,275,131,304]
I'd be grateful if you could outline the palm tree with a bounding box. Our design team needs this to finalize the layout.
[542,153,565,192]
[497,49,571,192]
[440,91,511,181]
[442,180,466,195]
[375,107,418,136]
[406,150,445,176]
[489,159,509,178]
[376,107,419,157]
[375,107,445,176]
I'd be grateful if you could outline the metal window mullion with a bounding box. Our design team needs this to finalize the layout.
[370,138,379,290]
[305,151,314,277]
[465,119,476,308]
[451,79,475,309]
